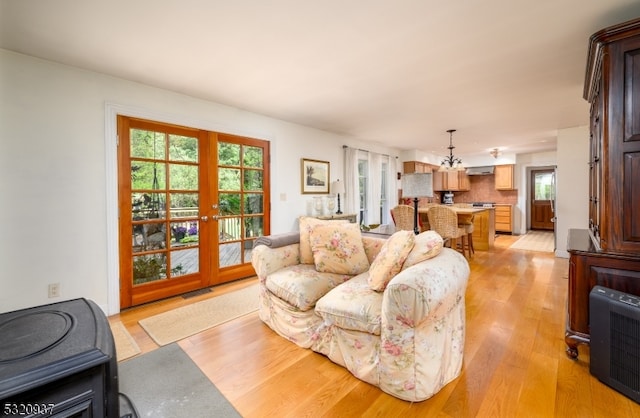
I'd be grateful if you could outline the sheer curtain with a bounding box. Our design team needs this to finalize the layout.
[366,153,382,225]
[383,156,398,225]
[344,147,360,223]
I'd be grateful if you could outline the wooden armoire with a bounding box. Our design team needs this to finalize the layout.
[565,17,640,359]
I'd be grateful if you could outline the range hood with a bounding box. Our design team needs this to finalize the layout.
[465,166,495,175]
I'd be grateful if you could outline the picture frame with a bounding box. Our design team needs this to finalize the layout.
[301,158,330,194]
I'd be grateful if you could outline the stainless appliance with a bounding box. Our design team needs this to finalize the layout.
[471,202,495,208]
[442,192,454,205]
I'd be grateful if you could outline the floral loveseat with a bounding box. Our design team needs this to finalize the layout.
[251,217,470,402]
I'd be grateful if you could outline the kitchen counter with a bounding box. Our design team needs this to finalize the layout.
[418,205,495,250]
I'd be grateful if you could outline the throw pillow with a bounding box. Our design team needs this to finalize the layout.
[309,222,370,275]
[401,230,444,270]
[299,216,349,264]
[367,230,416,291]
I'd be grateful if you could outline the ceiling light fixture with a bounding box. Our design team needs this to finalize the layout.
[490,148,501,159]
[440,129,464,171]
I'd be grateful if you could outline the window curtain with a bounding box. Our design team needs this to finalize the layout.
[366,153,382,225]
[344,147,360,223]
[383,156,398,225]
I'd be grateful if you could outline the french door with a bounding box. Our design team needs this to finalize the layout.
[117,116,269,308]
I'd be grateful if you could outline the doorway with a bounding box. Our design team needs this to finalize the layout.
[530,168,555,231]
[117,116,269,308]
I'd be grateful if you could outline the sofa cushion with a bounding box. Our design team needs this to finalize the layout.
[265,264,352,311]
[367,230,415,291]
[299,216,349,264]
[310,222,370,275]
[315,273,383,335]
[401,230,444,270]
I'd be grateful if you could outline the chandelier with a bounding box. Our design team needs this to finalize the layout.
[440,129,464,171]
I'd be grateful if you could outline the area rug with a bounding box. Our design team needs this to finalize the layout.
[110,321,141,361]
[509,230,554,252]
[139,284,259,346]
[118,343,241,418]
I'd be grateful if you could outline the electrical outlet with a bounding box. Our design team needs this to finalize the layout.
[48,283,60,298]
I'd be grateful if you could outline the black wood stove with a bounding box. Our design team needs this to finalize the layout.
[0,298,119,417]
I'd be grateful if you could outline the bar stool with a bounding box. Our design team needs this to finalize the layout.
[458,214,475,256]
[391,205,425,233]
[427,206,469,257]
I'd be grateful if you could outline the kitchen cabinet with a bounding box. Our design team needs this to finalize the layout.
[494,204,512,233]
[470,208,495,250]
[433,170,470,191]
[494,164,515,190]
[403,161,436,173]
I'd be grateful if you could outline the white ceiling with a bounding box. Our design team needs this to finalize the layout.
[2,1,640,158]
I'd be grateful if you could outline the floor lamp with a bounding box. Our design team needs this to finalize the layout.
[332,180,345,214]
[401,173,434,234]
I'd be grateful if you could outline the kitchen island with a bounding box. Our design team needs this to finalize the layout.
[418,205,495,250]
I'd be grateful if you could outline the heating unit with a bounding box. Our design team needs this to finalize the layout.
[590,285,640,403]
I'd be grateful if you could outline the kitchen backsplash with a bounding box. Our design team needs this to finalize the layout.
[455,175,518,204]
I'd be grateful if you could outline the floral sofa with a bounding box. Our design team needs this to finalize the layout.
[251,217,470,402]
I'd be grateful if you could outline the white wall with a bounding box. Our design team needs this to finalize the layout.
[554,125,590,257]
[0,49,400,314]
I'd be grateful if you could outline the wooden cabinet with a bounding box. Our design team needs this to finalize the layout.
[565,18,640,359]
[470,208,495,251]
[584,18,640,255]
[433,170,470,191]
[403,161,435,173]
[494,164,515,190]
[494,204,512,233]
[566,230,640,359]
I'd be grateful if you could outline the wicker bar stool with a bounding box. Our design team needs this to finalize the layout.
[391,205,425,233]
[427,206,469,257]
[458,214,475,256]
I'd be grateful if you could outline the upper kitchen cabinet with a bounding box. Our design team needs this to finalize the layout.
[403,161,438,173]
[433,170,470,191]
[494,164,516,190]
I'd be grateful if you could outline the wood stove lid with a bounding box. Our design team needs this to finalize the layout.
[0,311,73,363]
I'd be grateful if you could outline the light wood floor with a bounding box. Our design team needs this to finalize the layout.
[110,234,640,417]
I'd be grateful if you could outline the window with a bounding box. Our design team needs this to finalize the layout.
[358,159,368,223]
[358,156,390,225]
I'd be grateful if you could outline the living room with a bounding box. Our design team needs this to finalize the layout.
[2,1,640,416]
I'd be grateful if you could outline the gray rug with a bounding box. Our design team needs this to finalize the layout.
[118,343,241,418]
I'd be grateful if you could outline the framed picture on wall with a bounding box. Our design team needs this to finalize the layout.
[301,158,330,194]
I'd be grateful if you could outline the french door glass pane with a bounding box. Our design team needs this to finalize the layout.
[130,129,165,159]
[169,164,198,190]
[218,143,241,165]
[133,254,167,285]
[219,168,241,191]
[131,161,166,190]
[243,146,263,167]
[219,242,242,268]
[244,169,263,190]
[219,193,240,215]
[219,216,241,242]
[168,134,198,162]
[169,193,198,219]
[245,216,263,238]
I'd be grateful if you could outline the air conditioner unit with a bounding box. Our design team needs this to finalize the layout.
[590,285,640,403]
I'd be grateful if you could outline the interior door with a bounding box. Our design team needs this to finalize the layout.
[530,169,555,230]
[117,117,269,308]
